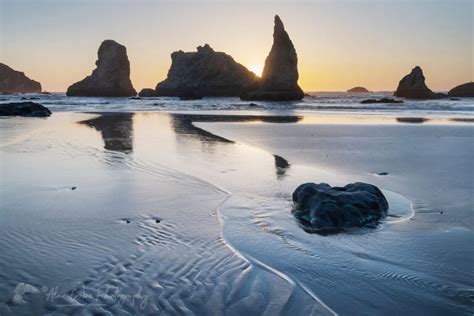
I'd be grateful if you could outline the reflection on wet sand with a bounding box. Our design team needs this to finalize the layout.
[79,112,297,179]
[170,114,233,143]
[170,114,298,178]
[170,114,301,143]
[79,112,134,153]
[396,117,429,124]
[274,154,290,180]
[450,118,474,123]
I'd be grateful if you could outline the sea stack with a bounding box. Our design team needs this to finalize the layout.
[138,88,159,97]
[155,44,258,97]
[0,63,42,94]
[448,82,474,97]
[241,15,304,101]
[348,86,369,93]
[67,40,136,97]
[394,66,438,99]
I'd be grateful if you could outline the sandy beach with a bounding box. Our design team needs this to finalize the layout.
[1,110,472,314]
[1,0,473,313]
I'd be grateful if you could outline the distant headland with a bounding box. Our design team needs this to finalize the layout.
[0,63,41,94]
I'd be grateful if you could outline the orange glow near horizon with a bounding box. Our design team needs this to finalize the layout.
[249,65,264,78]
[1,0,472,93]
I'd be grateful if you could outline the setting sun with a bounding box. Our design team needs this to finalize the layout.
[249,65,263,77]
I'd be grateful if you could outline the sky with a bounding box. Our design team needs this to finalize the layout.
[0,0,472,92]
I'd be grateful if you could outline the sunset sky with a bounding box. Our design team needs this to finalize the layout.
[1,0,472,92]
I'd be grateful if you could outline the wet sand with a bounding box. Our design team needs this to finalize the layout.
[0,112,473,314]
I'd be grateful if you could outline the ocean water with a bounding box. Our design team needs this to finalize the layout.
[0,95,473,314]
[1,92,473,117]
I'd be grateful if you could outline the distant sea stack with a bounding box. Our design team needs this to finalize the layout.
[394,66,439,99]
[138,88,158,97]
[0,63,42,94]
[448,82,474,97]
[67,40,136,97]
[241,15,304,101]
[155,44,258,97]
[347,86,369,93]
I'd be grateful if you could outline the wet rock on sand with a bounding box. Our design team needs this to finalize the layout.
[292,182,389,234]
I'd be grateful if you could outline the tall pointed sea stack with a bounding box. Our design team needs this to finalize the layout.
[241,15,304,101]
[67,40,136,97]
[394,66,438,99]
[0,63,42,94]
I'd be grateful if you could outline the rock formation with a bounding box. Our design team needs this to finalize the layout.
[394,66,439,99]
[360,98,403,104]
[67,40,136,97]
[241,15,304,101]
[292,182,389,234]
[348,86,369,93]
[0,102,51,117]
[138,88,159,97]
[155,44,258,97]
[448,82,474,97]
[178,89,203,100]
[0,63,42,94]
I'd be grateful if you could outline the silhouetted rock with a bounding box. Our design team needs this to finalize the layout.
[178,89,203,100]
[241,15,304,101]
[348,86,369,93]
[448,82,474,97]
[360,98,403,104]
[0,102,51,117]
[0,63,42,94]
[67,40,136,97]
[292,182,389,234]
[138,88,159,97]
[155,44,257,97]
[394,66,439,99]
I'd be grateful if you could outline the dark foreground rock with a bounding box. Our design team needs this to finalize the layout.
[448,82,474,97]
[292,182,389,234]
[155,44,257,97]
[360,98,403,104]
[138,88,159,97]
[67,40,136,97]
[394,66,439,99]
[241,15,304,101]
[0,63,42,94]
[0,102,51,117]
[348,86,369,93]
